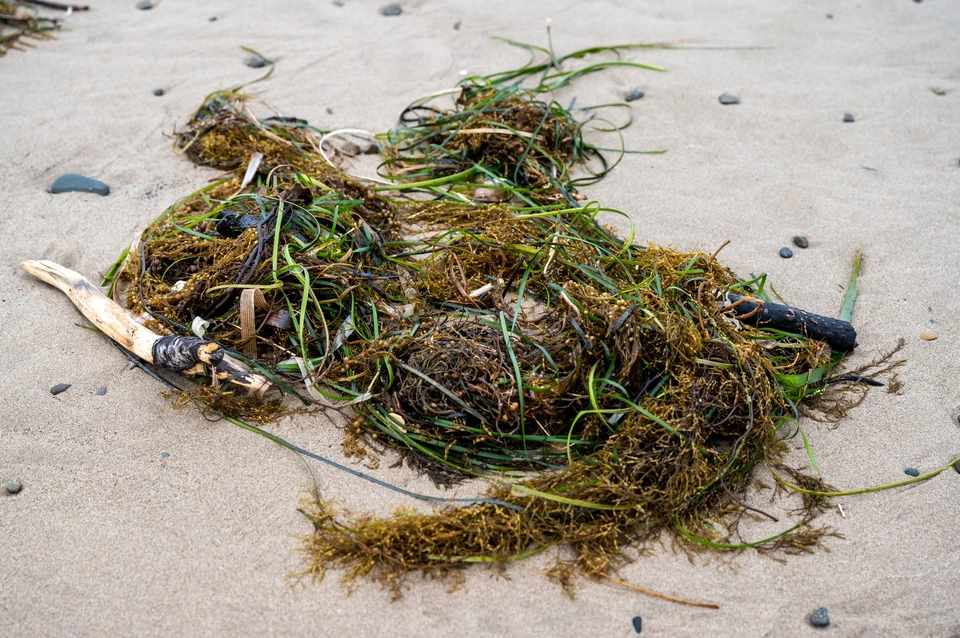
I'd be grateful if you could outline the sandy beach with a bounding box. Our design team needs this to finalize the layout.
[2,1,959,635]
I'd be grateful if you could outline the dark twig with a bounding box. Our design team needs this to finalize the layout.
[20,0,89,10]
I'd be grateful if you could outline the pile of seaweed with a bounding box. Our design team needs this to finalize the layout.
[104,41,889,600]
[0,1,61,56]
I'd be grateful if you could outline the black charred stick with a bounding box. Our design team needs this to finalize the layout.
[725,293,857,352]
[20,0,88,10]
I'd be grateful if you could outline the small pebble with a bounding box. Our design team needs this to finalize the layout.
[136,0,152,9]
[826,13,833,19]
[792,235,809,249]
[208,16,217,21]
[161,452,170,459]
[5,481,22,495]
[809,607,830,628]
[453,20,461,30]
[779,247,794,259]
[326,107,334,115]
[718,92,740,105]
[904,468,920,477]
[931,87,946,96]
[95,386,107,396]
[919,332,937,341]
[843,112,855,123]
[50,383,71,395]
[380,3,402,16]
[153,88,164,96]
[632,616,642,633]
[954,459,960,474]
[625,88,645,102]
[50,174,110,196]
[246,56,267,68]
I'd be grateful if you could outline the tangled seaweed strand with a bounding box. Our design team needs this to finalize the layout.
[103,40,873,601]
[0,2,60,56]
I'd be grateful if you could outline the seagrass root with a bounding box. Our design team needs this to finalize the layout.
[21,259,270,398]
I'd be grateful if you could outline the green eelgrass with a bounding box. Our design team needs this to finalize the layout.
[0,1,60,56]
[96,39,950,599]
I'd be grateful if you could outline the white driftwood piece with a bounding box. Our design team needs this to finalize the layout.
[21,259,270,399]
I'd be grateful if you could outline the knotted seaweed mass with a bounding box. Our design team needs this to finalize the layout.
[104,48,865,599]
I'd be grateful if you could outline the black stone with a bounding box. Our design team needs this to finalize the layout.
[137,0,152,9]
[50,383,71,395]
[632,616,642,633]
[6,481,22,495]
[954,459,960,474]
[904,467,920,477]
[95,386,107,396]
[380,3,402,16]
[718,93,740,105]
[246,56,267,68]
[792,235,809,248]
[625,88,645,102]
[810,607,830,627]
[153,88,164,96]
[843,112,855,123]
[50,174,110,196]
[779,247,793,259]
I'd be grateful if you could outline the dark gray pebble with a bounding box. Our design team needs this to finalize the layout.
[50,383,71,395]
[453,20,461,30]
[904,467,920,477]
[954,459,960,474]
[137,0,152,9]
[246,56,267,68]
[826,13,833,19]
[632,616,642,633]
[625,89,645,102]
[153,88,164,96]
[843,112,855,123]
[6,481,22,495]
[326,107,334,115]
[810,607,830,627]
[208,16,217,21]
[718,93,740,105]
[50,174,110,196]
[779,247,793,259]
[792,235,809,248]
[161,452,170,459]
[95,386,107,396]
[380,3,402,16]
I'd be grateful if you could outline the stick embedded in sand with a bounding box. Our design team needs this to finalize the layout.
[20,259,270,399]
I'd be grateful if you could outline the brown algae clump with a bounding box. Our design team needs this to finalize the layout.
[96,39,923,601]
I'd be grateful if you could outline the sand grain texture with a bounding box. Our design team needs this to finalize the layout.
[1,1,958,636]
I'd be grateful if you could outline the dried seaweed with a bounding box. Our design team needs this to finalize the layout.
[0,1,60,56]
[99,39,920,601]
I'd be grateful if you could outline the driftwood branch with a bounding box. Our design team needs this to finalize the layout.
[725,293,857,352]
[19,0,89,11]
[21,260,270,398]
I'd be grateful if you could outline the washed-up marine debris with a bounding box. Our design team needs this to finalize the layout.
[0,1,61,55]
[23,38,950,603]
